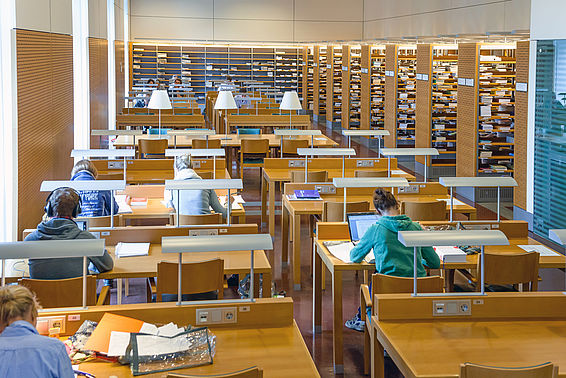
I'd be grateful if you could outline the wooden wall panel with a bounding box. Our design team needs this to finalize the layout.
[312,46,320,117]
[115,40,125,116]
[456,43,479,177]
[514,40,530,210]
[301,47,309,110]
[325,46,334,121]
[384,45,398,147]
[415,44,432,165]
[89,37,108,148]
[341,45,350,128]
[360,45,371,130]
[16,30,74,238]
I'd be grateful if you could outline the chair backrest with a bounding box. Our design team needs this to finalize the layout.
[237,128,261,135]
[192,139,221,149]
[460,362,557,378]
[479,251,540,291]
[19,276,98,308]
[138,138,168,157]
[322,201,370,222]
[401,201,447,221]
[197,171,214,179]
[76,215,120,228]
[290,170,328,183]
[176,213,222,225]
[355,170,388,178]
[372,273,445,295]
[167,366,263,378]
[282,139,309,155]
[241,139,269,154]
[156,259,224,301]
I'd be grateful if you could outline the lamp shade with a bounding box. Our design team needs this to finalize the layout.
[279,91,302,110]
[147,90,172,109]
[214,90,237,110]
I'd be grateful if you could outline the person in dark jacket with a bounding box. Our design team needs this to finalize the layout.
[70,159,119,217]
[25,187,114,279]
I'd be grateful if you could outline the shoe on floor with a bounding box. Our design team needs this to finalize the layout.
[345,314,364,332]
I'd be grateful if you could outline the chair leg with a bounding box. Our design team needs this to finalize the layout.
[364,324,371,375]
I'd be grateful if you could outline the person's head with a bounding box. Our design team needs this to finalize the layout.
[147,79,155,85]
[44,187,82,219]
[71,159,98,179]
[373,188,399,216]
[0,285,40,332]
[174,78,182,84]
[175,154,193,172]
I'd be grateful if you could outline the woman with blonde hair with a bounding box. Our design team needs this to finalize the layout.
[0,285,74,377]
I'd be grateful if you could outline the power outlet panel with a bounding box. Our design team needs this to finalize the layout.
[108,161,124,169]
[196,307,237,325]
[356,160,374,167]
[192,160,201,169]
[432,299,472,316]
[189,229,219,236]
[315,185,336,194]
[398,185,419,194]
[288,160,305,168]
[37,315,66,335]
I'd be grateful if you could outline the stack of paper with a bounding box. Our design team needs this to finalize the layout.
[115,194,133,214]
[115,242,150,258]
[434,246,467,263]
[518,245,561,257]
[436,198,467,207]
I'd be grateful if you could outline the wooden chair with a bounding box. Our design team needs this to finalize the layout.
[401,200,447,221]
[239,139,269,179]
[138,138,168,159]
[19,276,109,308]
[167,366,263,377]
[355,170,388,178]
[76,215,121,228]
[281,139,308,157]
[460,362,558,378]
[290,170,328,183]
[152,259,224,302]
[360,274,444,375]
[192,139,221,149]
[478,251,540,292]
[322,201,370,222]
[196,171,214,179]
[172,213,222,226]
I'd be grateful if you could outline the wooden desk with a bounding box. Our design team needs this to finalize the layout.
[116,114,205,129]
[39,299,320,377]
[261,157,414,236]
[121,107,201,115]
[282,183,476,290]
[313,221,566,375]
[370,293,566,378]
[225,114,311,134]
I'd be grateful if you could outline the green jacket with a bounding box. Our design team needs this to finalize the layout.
[349,215,440,277]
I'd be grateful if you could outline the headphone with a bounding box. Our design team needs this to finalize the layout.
[44,187,82,218]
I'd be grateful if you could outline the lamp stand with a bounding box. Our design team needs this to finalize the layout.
[158,109,162,137]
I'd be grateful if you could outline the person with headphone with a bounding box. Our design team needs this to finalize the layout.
[24,187,114,279]
[70,159,119,217]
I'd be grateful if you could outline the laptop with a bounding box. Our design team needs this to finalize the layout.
[347,212,380,244]
[75,219,89,231]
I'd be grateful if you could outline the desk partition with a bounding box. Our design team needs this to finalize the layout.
[165,149,225,178]
[380,148,439,182]
[341,129,390,154]
[297,148,356,181]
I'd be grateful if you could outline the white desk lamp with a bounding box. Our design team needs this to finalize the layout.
[214,91,237,135]
[148,89,172,137]
[279,91,302,129]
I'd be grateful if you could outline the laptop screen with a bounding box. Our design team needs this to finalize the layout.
[347,212,379,242]
[75,219,89,231]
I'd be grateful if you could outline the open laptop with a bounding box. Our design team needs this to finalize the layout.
[347,212,379,244]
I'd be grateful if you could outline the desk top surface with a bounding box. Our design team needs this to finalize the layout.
[98,244,270,279]
[114,134,338,148]
[264,168,416,181]
[79,321,320,377]
[373,317,566,377]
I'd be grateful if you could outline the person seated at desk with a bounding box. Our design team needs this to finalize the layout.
[345,188,440,331]
[0,285,74,378]
[164,154,230,219]
[71,159,119,217]
[25,187,114,279]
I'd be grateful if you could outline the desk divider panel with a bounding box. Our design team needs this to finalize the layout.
[418,220,529,239]
[316,222,350,240]
[264,158,397,171]
[283,183,375,197]
[39,298,294,336]
[393,182,448,196]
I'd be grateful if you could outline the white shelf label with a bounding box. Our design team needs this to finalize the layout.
[516,82,528,92]
[457,78,466,86]
[465,78,474,87]
[361,68,368,74]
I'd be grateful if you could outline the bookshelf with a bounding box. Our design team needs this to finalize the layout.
[397,46,417,147]
[299,46,312,111]
[332,46,343,126]
[341,45,362,129]
[318,46,328,121]
[312,45,322,119]
[370,45,386,130]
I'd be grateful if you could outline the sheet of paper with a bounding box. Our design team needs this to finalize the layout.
[136,334,192,356]
[115,242,150,258]
[115,194,133,214]
[390,169,407,175]
[517,245,561,257]
[157,322,184,337]
[436,198,467,207]
[433,246,467,263]
[107,331,131,357]
[480,106,492,117]
[139,322,159,335]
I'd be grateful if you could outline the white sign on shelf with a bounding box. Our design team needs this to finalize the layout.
[416,74,422,80]
[516,82,528,92]
[361,68,368,74]
[465,78,474,87]
[422,74,429,81]
[342,66,348,71]
[327,64,332,69]
[457,78,466,86]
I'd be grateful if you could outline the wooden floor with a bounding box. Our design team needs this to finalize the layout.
[110,121,565,378]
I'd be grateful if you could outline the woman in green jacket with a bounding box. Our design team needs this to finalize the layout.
[345,188,440,331]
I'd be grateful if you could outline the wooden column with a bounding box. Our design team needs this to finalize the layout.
[326,46,334,123]
[115,41,125,114]
[456,43,479,177]
[312,46,320,118]
[360,45,371,130]
[341,45,351,129]
[89,37,109,148]
[514,40,530,211]
[301,46,309,110]
[384,45,398,147]
[415,44,433,165]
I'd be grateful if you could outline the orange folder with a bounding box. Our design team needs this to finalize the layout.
[84,313,145,354]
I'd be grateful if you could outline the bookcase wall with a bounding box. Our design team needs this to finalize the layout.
[397,46,417,147]
[415,44,433,165]
[514,40,529,210]
[370,45,386,130]
[384,45,398,148]
[312,45,322,118]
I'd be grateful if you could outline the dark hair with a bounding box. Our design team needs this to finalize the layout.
[147,79,155,84]
[373,188,398,214]
[71,159,98,179]
[49,188,81,218]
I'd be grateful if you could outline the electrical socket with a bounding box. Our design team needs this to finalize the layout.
[37,316,66,335]
[356,160,374,167]
[196,307,237,325]
[288,160,305,168]
[315,185,336,194]
[398,185,419,194]
[189,229,219,236]
[192,161,201,168]
[432,300,471,316]
[107,161,124,169]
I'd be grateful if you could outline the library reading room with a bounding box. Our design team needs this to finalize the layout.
[2,1,566,377]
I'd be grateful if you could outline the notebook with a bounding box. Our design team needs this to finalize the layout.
[294,189,320,199]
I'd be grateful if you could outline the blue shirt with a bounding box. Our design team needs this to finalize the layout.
[71,170,119,217]
[0,320,74,378]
